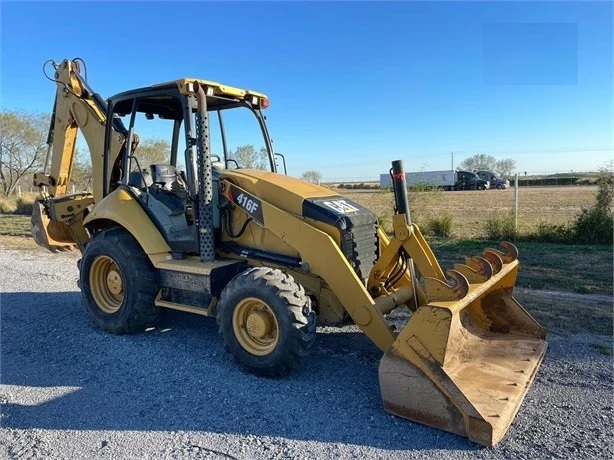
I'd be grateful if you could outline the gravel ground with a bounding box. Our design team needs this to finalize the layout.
[1,244,612,459]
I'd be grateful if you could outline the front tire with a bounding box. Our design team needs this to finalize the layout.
[216,267,316,377]
[79,227,161,334]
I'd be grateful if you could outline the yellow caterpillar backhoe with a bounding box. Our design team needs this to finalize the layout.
[31,58,547,447]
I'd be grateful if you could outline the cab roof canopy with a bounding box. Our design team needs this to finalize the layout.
[109,78,269,121]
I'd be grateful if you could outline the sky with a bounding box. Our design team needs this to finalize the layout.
[1,0,612,181]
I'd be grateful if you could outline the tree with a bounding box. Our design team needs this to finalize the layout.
[0,110,49,195]
[70,147,94,191]
[495,159,516,176]
[68,139,172,192]
[132,138,171,170]
[300,170,322,184]
[594,160,613,213]
[230,145,268,170]
[459,154,497,171]
[459,154,516,176]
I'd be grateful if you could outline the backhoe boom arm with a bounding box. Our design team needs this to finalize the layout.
[31,59,129,252]
[34,59,127,202]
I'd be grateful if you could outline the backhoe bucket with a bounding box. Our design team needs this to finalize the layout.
[379,245,547,447]
[30,201,76,252]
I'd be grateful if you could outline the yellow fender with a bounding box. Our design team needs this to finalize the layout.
[83,188,170,256]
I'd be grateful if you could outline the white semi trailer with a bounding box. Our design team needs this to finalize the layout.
[380,170,489,191]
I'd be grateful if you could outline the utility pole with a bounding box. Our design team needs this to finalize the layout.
[451,152,454,170]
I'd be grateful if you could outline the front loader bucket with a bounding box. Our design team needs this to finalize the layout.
[31,201,76,252]
[379,244,547,447]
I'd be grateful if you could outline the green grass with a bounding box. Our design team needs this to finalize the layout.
[591,344,613,356]
[484,212,517,241]
[423,214,454,238]
[427,238,613,335]
[0,214,32,238]
[514,291,612,336]
[429,238,613,295]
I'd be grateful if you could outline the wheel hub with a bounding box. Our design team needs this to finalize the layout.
[246,310,273,339]
[90,255,124,314]
[232,298,279,356]
[106,270,123,295]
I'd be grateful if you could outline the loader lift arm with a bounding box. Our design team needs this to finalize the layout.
[219,161,547,447]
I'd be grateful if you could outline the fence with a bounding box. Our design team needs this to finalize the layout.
[327,171,601,189]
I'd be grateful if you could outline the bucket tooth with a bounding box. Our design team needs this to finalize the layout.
[454,256,493,283]
[482,250,503,274]
[466,256,494,279]
[423,269,469,301]
[485,241,518,264]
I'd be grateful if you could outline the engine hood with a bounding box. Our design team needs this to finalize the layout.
[220,168,345,216]
[220,168,377,229]
[219,168,378,280]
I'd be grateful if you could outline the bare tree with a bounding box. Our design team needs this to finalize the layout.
[69,148,94,191]
[0,110,49,195]
[495,159,516,176]
[231,145,268,170]
[459,154,515,175]
[132,138,171,170]
[300,170,322,184]
[66,139,173,192]
[459,154,497,171]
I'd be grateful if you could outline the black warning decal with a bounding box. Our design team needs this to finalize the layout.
[228,183,264,226]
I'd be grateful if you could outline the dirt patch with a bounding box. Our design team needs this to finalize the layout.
[0,235,41,250]
[0,236,80,260]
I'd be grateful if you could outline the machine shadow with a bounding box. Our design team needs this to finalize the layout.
[0,291,479,452]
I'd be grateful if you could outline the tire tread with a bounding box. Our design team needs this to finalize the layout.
[216,267,316,377]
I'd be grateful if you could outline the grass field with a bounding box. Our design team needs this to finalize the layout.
[0,214,33,238]
[338,185,598,239]
[428,238,612,295]
[337,184,610,335]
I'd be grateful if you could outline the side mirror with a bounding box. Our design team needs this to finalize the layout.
[275,153,287,175]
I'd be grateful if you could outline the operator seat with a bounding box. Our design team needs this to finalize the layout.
[128,168,153,190]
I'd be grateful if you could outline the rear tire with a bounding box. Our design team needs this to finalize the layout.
[79,227,161,334]
[216,267,316,377]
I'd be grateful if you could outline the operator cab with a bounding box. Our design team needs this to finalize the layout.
[102,79,276,257]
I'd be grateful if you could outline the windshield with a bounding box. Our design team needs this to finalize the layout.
[209,105,274,171]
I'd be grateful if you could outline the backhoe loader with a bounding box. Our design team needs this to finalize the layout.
[31,58,547,447]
